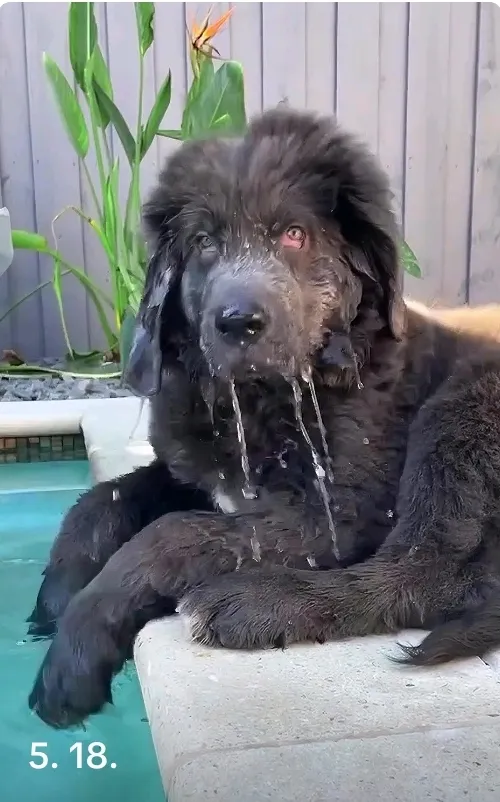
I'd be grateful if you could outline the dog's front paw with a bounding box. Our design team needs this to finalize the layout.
[179,568,329,650]
[28,614,121,729]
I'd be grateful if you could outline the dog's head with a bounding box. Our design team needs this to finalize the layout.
[123,107,405,395]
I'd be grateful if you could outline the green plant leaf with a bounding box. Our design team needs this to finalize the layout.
[103,160,119,247]
[43,53,89,158]
[210,113,231,131]
[52,251,74,358]
[11,230,50,252]
[135,2,155,57]
[68,1,97,92]
[92,81,136,165]
[157,128,184,140]
[184,59,247,139]
[401,241,421,278]
[90,44,114,128]
[207,61,247,133]
[182,55,215,138]
[141,71,172,157]
[0,355,121,379]
[119,305,137,368]
[62,261,117,349]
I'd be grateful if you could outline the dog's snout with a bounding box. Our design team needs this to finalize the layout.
[215,303,268,342]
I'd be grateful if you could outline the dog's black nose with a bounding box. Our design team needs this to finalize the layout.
[215,303,268,342]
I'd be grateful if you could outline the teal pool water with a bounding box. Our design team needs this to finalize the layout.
[0,460,165,802]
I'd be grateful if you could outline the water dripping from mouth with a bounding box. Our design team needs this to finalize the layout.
[228,379,258,500]
[353,360,364,391]
[290,378,340,559]
[302,367,334,484]
[128,398,146,441]
[250,527,261,562]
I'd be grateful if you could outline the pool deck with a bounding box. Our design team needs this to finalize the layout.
[3,397,500,800]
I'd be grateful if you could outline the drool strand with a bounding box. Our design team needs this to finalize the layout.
[229,379,257,500]
[290,378,340,559]
[128,398,147,441]
[352,358,364,391]
[302,368,334,484]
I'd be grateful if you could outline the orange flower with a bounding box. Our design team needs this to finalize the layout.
[190,6,233,58]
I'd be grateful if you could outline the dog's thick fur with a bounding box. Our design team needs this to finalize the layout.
[28,107,500,730]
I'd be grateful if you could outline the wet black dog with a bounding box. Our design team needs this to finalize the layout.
[28,107,500,729]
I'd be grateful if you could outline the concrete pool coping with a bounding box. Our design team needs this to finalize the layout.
[2,397,500,800]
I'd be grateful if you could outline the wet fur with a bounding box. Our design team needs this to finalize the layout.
[28,107,500,729]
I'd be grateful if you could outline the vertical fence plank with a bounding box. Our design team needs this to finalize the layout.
[305,2,337,115]
[229,2,263,118]
[154,1,187,169]
[404,3,479,305]
[23,1,89,356]
[336,3,381,155]
[106,2,158,204]
[441,2,479,306]
[403,4,451,303]
[469,2,500,305]
[262,3,306,108]
[377,3,408,225]
[0,2,37,356]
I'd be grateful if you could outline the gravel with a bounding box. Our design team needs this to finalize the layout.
[0,374,133,402]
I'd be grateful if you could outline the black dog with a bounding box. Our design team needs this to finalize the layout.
[28,107,500,730]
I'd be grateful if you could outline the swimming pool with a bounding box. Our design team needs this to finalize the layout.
[0,459,165,802]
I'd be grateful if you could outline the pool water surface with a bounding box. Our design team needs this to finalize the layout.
[0,460,165,802]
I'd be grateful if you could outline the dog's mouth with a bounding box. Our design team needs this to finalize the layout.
[199,333,307,383]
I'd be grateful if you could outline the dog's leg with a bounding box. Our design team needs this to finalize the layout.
[181,372,500,657]
[27,460,212,637]
[27,508,326,728]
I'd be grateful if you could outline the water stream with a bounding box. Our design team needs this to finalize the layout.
[228,379,258,500]
[290,378,340,559]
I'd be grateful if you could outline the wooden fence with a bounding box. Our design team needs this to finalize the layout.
[0,2,499,358]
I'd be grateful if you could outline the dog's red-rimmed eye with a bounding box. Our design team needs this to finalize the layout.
[197,233,215,250]
[280,226,308,250]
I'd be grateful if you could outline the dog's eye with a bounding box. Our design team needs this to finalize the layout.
[280,226,308,250]
[196,233,216,251]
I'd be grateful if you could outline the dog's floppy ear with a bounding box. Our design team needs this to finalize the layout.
[121,248,177,397]
[350,226,406,341]
[319,122,406,340]
[338,190,406,340]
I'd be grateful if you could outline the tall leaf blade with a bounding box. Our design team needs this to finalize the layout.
[135,2,155,56]
[141,71,172,157]
[11,230,50,252]
[157,128,184,140]
[182,55,215,138]
[205,61,247,134]
[43,53,89,158]
[401,241,421,278]
[184,59,247,139]
[92,82,136,165]
[68,1,97,92]
[91,44,114,128]
[52,253,74,357]
[103,160,120,253]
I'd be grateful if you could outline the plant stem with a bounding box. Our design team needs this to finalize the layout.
[129,9,145,281]
[0,272,69,326]
[102,128,113,169]
[82,159,103,220]
[51,214,75,357]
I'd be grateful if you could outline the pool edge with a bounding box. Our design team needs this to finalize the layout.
[0,398,154,483]
[4,399,500,801]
